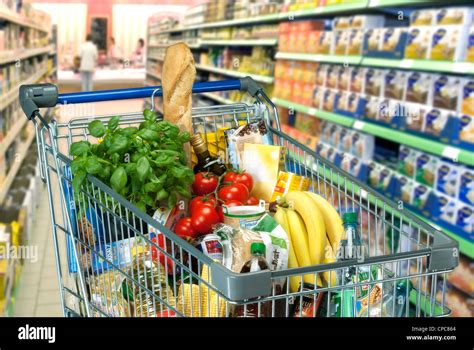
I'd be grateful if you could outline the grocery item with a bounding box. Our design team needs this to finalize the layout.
[453,203,473,234]
[404,103,426,133]
[196,233,224,262]
[149,204,187,237]
[351,15,385,29]
[459,167,474,206]
[292,284,327,317]
[223,205,265,229]
[384,70,407,100]
[190,134,227,175]
[270,171,311,202]
[461,79,474,116]
[406,72,432,105]
[467,27,474,62]
[380,27,406,58]
[334,30,350,55]
[224,120,271,170]
[318,31,333,55]
[413,183,431,211]
[460,114,474,144]
[433,75,461,111]
[404,27,431,59]
[191,203,220,235]
[436,7,474,26]
[430,26,469,61]
[162,42,196,135]
[435,161,460,198]
[415,153,438,187]
[398,175,415,204]
[89,272,131,317]
[424,108,452,138]
[347,29,364,55]
[435,191,457,224]
[350,67,365,93]
[234,242,271,317]
[410,9,435,26]
[398,146,418,178]
[242,143,286,202]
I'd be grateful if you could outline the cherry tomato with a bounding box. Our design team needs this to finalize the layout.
[190,195,217,214]
[245,196,260,206]
[223,171,254,191]
[218,183,249,202]
[191,205,220,235]
[217,200,243,221]
[174,217,198,239]
[157,309,176,317]
[192,172,219,196]
[150,236,174,275]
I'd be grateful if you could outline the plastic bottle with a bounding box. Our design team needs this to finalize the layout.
[234,242,271,317]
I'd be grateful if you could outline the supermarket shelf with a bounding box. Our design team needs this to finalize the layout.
[0,130,35,204]
[274,98,474,166]
[146,70,162,81]
[276,52,474,75]
[0,115,27,155]
[201,39,278,47]
[196,64,274,84]
[162,2,369,33]
[275,52,362,65]
[0,66,49,110]
[0,6,50,33]
[200,92,234,104]
[0,45,54,65]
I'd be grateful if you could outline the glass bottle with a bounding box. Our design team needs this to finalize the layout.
[189,133,227,175]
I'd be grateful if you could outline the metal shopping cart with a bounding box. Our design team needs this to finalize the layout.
[19,78,458,317]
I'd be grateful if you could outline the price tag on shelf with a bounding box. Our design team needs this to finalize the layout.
[399,59,414,69]
[308,108,317,115]
[442,146,460,161]
[452,62,471,74]
[313,7,323,14]
[368,0,380,7]
[353,120,365,130]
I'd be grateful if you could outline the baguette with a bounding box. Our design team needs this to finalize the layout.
[162,42,196,134]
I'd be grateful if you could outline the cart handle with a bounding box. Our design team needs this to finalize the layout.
[19,78,262,120]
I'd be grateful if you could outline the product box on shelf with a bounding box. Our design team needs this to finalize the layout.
[424,108,453,139]
[404,27,432,60]
[316,64,329,87]
[406,72,433,105]
[430,26,469,61]
[347,29,364,55]
[352,132,375,161]
[459,114,474,146]
[340,152,368,182]
[363,27,407,59]
[312,85,324,109]
[294,113,321,134]
[393,174,416,204]
[433,75,461,112]
[459,167,474,206]
[415,152,438,187]
[435,7,474,26]
[334,30,350,55]
[435,160,461,198]
[467,27,474,62]
[384,70,407,100]
[326,65,339,90]
[410,9,436,26]
[398,146,418,178]
[461,78,474,117]
[322,89,337,112]
[454,203,473,235]
[413,183,432,214]
[350,67,365,94]
[363,95,380,121]
[401,102,426,133]
[364,68,385,97]
[318,31,334,55]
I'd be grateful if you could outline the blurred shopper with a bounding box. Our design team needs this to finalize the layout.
[108,37,122,68]
[79,34,98,91]
[133,38,146,67]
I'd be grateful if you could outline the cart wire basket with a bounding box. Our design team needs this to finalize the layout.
[19,77,458,318]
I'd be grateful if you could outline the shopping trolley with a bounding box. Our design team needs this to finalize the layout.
[19,77,458,317]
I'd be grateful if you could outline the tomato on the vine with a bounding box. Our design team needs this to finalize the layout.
[218,183,249,202]
[174,217,198,239]
[192,172,219,196]
[190,195,217,214]
[245,196,260,206]
[223,171,254,191]
[191,205,220,235]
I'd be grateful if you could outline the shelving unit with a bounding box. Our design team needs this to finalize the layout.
[195,64,274,84]
[0,6,50,33]
[0,45,54,65]
[200,39,277,47]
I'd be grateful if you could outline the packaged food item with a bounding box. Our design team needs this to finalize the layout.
[424,108,452,138]
[333,17,351,30]
[406,72,433,105]
[91,237,137,274]
[326,65,339,90]
[404,27,431,59]
[459,167,474,206]
[242,143,286,202]
[292,81,304,104]
[334,30,350,55]
[350,67,365,93]
[322,89,337,111]
[410,9,435,26]
[467,27,474,62]
[351,15,385,29]
[398,175,415,204]
[435,161,460,198]
[434,191,457,224]
[339,67,351,91]
[380,27,406,58]
[288,31,298,53]
[367,162,382,189]
[430,26,469,61]
[347,29,364,55]
[341,129,354,153]
[149,204,187,236]
[460,114,474,144]
[271,171,311,202]
[413,183,431,211]
[384,70,406,100]
[89,271,131,317]
[312,86,324,109]
[364,96,380,121]
[435,7,474,26]
[433,75,461,111]
[398,146,418,178]
[461,79,474,116]
[224,120,271,170]
[365,28,382,52]
[404,103,426,133]
[307,31,322,54]
[328,124,341,146]
[352,132,374,161]
[454,202,473,234]
[318,31,333,55]
[195,233,224,262]
[316,64,329,87]
[377,98,392,123]
[295,112,321,134]
[223,204,266,230]
[302,62,318,84]
[346,93,364,118]
[415,153,438,187]
[365,68,385,97]
[292,284,327,317]
[335,91,349,113]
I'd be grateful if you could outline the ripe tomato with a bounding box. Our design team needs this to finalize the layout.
[191,205,220,235]
[192,172,219,196]
[223,171,253,191]
[150,236,175,275]
[190,195,217,214]
[218,183,249,202]
[156,309,176,317]
[245,196,260,206]
[174,217,198,239]
[217,200,243,221]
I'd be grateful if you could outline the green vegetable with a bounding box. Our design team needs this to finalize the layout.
[69,115,193,213]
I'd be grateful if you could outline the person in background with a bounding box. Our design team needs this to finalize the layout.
[108,37,122,68]
[79,34,98,91]
[133,38,145,67]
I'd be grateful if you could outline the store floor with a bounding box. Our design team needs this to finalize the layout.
[13,95,144,317]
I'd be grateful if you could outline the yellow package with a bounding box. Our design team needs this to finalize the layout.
[271,171,311,202]
[467,27,474,62]
[430,26,468,61]
[460,115,474,144]
[242,143,286,202]
[405,27,431,59]
[461,79,474,117]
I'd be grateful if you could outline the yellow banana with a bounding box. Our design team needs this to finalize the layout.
[285,191,327,266]
[305,191,344,255]
[274,207,300,293]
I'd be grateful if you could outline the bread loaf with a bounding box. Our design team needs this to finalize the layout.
[162,43,196,134]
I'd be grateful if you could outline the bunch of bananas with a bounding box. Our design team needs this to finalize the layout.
[274,191,344,293]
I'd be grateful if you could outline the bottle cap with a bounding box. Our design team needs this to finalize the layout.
[342,211,358,224]
[251,242,266,256]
